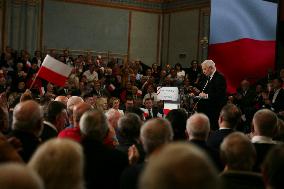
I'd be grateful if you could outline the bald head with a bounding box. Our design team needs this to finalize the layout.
[186,113,210,140]
[139,142,219,189]
[140,118,173,155]
[253,109,277,137]
[73,102,93,127]
[54,96,68,105]
[12,100,43,135]
[221,132,256,171]
[0,163,44,189]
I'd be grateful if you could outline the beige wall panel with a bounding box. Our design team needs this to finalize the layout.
[129,11,158,66]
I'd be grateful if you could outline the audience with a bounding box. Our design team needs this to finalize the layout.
[139,142,220,189]
[120,118,173,189]
[0,48,284,189]
[207,104,242,150]
[251,109,278,172]
[0,163,44,189]
[220,132,265,189]
[79,109,129,189]
[262,144,284,189]
[28,138,85,189]
[41,100,67,141]
[10,100,43,162]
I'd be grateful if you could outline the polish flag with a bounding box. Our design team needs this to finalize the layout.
[37,55,73,87]
[209,0,278,93]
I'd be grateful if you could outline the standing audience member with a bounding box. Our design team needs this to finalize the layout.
[262,144,284,189]
[139,142,220,189]
[28,138,85,189]
[207,104,242,151]
[41,101,67,141]
[80,110,129,189]
[220,132,265,189]
[0,163,44,189]
[186,113,221,170]
[251,109,277,172]
[58,102,92,142]
[166,109,188,140]
[116,113,144,160]
[10,100,43,162]
[120,118,173,189]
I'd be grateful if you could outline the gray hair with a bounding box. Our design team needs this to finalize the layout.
[140,118,174,155]
[186,113,210,139]
[117,113,142,140]
[79,110,109,141]
[201,60,216,69]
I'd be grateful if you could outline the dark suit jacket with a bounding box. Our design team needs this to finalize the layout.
[10,130,41,162]
[41,123,58,142]
[197,71,227,130]
[207,129,234,150]
[120,163,145,189]
[253,143,275,172]
[81,137,129,189]
[272,88,284,113]
[220,170,265,189]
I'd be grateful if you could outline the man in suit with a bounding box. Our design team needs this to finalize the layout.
[270,77,284,113]
[142,98,159,120]
[207,104,242,151]
[251,109,277,172]
[10,100,43,162]
[197,60,227,130]
[41,101,67,142]
[80,110,129,189]
[220,132,265,189]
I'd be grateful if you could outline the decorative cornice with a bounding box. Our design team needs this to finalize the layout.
[10,0,40,6]
[51,0,210,13]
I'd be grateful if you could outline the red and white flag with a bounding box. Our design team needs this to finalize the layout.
[37,55,73,87]
[209,0,277,93]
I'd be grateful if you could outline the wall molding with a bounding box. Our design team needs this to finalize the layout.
[50,0,209,13]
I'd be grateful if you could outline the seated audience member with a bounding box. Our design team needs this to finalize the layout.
[120,118,173,189]
[262,144,284,189]
[139,142,220,189]
[141,98,159,120]
[220,132,265,189]
[186,113,221,170]
[28,138,84,189]
[166,109,188,140]
[116,113,145,162]
[41,101,67,141]
[143,84,158,104]
[251,109,277,172]
[108,97,124,116]
[0,163,44,189]
[207,104,242,150]
[58,102,92,142]
[95,97,108,113]
[10,100,43,162]
[79,110,129,189]
[66,96,84,128]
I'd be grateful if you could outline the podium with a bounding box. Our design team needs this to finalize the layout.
[157,87,180,115]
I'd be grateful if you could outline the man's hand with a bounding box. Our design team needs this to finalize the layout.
[128,145,139,165]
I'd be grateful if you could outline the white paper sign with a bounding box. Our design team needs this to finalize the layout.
[157,87,179,101]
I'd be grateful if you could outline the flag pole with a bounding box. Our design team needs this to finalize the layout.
[29,66,42,90]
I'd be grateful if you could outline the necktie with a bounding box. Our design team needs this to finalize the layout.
[148,109,152,118]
